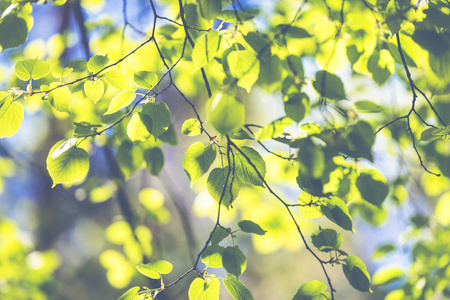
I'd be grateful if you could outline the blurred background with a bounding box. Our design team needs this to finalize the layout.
[1,0,449,299]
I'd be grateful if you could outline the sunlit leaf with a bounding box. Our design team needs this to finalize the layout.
[188,277,220,300]
[15,59,51,81]
[201,245,225,268]
[183,142,216,185]
[223,275,255,300]
[104,89,136,115]
[52,66,73,78]
[41,83,71,113]
[0,95,24,138]
[134,71,158,89]
[181,118,201,136]
[84,79,105,103]
[293,280,329,300]
[87,54,109,73]
[46,140,89,187]
[372,266,404,286]
[192,30,221,71]
[105,70,131,90]
[117,286,140,300]
[208,93,245,135]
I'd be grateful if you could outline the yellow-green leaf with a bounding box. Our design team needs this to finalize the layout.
[104,89,136,115]
[46,140,89,187]
[84,80,105,103]
[0,96,24,138]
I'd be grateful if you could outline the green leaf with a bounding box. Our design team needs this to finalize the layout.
[211,226,231,245]
[41,83,71,113]
[229,129,253,140]
[223,275,255,300]
[356,168,389,207]
[84,79,105,103]
[354,100,382,113]
[342,255,372,293]
[367,50,395,85]
[311,228,342,253]
[127,112,152,142]
[0,15,28,51]
[15,59,51,81]
[312,70,346,100]
[235,146,266,187]
[181,118,202,136]
[87,55,109,73]
[385,1,403,35]
[412,29,449,56]
[144,147,164,176]
[227,50,260,92]
[183,142,217,185]
[134,71,158,89]
[192,30,221,71]
[117,286,140,300]
[208,93,245,135]
[276,24,312,39]
[344,120,375,161]
[104,89,136,115]
[104,70,131,90]
[219,10,254,22]
[52,66,73,78]
[0,95,24,138]
[198,0,222,20]
[372,243,396,261]
[136,260,173,279]
[255,117,293,141]
[284,92,310,123]
[159,123,178,145]
[293,280,329,300]
[222,246,247,278]
[46,140,89,187]
[298,191,323,219]
[244,32,271,61]
[207,167,240,208]
[372,266,404,286]
[142,101,171,138]
[188,277,220,300]
[116,141,143,179]
[50,138,78,159]
[237,220,266,235]
[420,126,450,142]
[201,245,225,268]
[73,121,102,137]
[321,197,353,231]
[296,139,325,179]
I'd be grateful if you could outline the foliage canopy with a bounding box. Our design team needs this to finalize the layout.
[0,0,450,299]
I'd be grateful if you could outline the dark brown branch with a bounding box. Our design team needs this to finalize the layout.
[376,33,441,176]
[177,0,212,97]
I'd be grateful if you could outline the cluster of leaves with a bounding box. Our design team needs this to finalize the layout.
[0,0,449,299]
